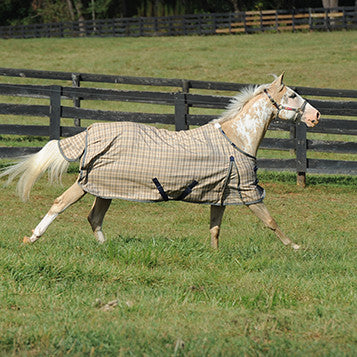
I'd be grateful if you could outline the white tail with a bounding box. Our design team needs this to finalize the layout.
[0,140,69,201]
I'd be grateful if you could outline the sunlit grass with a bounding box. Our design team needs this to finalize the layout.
[0,173,356,355]
[1,31,356,88]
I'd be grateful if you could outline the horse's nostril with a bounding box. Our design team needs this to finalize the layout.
[316,112,320,120]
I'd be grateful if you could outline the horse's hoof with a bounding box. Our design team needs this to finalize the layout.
[291,243,300,250]
[95,230,106,244]
[23,236,31,244]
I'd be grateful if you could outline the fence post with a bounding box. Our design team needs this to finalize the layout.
[49,85,62,140]
[197,14,201,35]
[295,120,307,187]
[72,73,81,127]
[112,18,116,36]
[174,92,189,131]
[212,13,217,34]
[59,22,63,37]
[244,12,248,33]
[289,122,296,156]
[325,9,330,31]
[168,16,174,36]
[139,17,144,36]
[290,86,297,146]
[342,8,347,29]
[308,8,313,30]
[182,79,190,94]
[229,12,232,33]
[154,17,159,34]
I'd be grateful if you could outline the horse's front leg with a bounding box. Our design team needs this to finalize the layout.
[247,202,300,250]
[210,205,226,249]
[23,182,86,243]
[88,197,112,243]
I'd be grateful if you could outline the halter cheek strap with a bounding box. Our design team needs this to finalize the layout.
[263,89,307,122]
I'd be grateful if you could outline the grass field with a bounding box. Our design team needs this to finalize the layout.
[0,31,357,356]
[1,31,356,88]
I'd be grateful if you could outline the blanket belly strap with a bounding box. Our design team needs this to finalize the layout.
[176,180,198,201]
[152,178,198,202]
[152,178,169,201]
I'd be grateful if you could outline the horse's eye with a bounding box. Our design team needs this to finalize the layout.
[289,93,297,99]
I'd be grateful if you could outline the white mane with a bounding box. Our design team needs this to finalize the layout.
[214,83,270,124]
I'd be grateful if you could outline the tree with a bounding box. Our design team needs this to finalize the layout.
[31,0,72,23]
[229,0,240,12]
[66,0,76,20]
[1,0,355,26]
[72,0,85,22]
[0,0,35,26]
[29,0,89,23]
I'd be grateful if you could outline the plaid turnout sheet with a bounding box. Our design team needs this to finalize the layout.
[58,122,265,205]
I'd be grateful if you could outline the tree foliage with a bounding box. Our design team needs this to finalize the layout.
[0,0,354,26]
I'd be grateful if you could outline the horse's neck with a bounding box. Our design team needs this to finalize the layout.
[220,95,274,157]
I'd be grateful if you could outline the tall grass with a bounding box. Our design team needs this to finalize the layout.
[0,31,356,355]
[0,173,356,355]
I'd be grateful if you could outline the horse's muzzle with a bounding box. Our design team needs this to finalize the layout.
[305,110,320,127]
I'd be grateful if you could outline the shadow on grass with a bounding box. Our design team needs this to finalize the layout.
[0,135,47,143]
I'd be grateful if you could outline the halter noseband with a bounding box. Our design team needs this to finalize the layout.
[263,88,307,122]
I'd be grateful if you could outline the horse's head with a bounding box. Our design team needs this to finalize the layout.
[264,73,320,127]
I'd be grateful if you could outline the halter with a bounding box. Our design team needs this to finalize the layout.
[263,89,307,122]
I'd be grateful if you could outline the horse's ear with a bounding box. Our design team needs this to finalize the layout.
[271,72,285,91]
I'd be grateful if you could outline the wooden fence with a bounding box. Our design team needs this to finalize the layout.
[0,68,356,186]
[0,7,356,39]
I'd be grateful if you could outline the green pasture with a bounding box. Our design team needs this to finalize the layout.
[0,31,357,355]
[1,174,356,356]
[1,31,356,87]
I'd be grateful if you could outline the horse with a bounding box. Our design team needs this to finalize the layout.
[0,73,320,250]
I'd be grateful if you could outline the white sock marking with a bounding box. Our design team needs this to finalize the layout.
[33,213,58,238]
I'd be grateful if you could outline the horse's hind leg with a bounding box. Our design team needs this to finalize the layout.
[23,182,86,243]
[210,205,226,249]
[88,197,112,243]
[247,202,300,250]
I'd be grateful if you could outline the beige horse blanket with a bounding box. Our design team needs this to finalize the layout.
[58,122,265,205]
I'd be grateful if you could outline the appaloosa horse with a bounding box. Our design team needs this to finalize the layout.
[1,74,320,249]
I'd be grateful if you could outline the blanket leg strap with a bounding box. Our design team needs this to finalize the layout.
[152,178,169,201]
[176,180,198,201]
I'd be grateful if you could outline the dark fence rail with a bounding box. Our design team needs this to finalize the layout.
[0,68,356,186]
[1,7,356,39]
